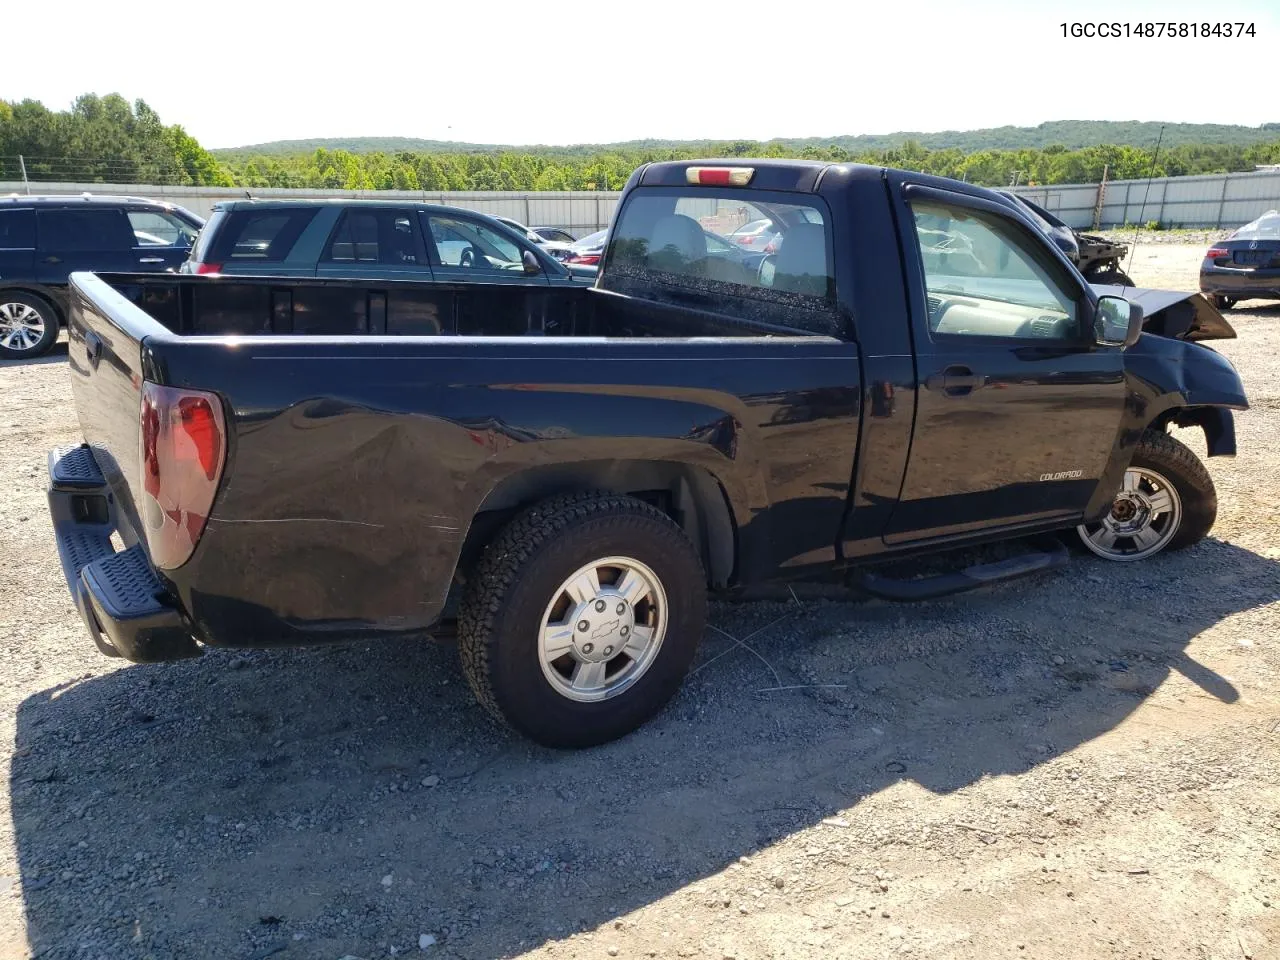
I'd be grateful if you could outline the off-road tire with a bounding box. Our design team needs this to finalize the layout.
[458,492,706,748]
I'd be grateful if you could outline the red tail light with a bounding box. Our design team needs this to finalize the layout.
[193,261,223,275]
[568,253,600,265]
[140,382,227,569]
[736,236,752,245]
[1205,247,1229,260]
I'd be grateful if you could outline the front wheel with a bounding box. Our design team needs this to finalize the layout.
[1085,266,1134,287]
[1212,294,1236,310]
[1076,429,1217,561]
[458,492,706,748]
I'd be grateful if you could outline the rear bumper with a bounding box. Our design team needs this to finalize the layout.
[1199,266,1280,300]
[46,445,201,663]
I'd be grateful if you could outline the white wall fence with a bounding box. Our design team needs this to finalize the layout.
[0,182,623,237]
[4,169,1279,231]
[1010,169,1280,230]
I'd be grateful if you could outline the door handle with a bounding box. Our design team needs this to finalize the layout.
[138,257,165,264]
[84,330,103,368]
[925,365,985,396]
[43,256,61,264]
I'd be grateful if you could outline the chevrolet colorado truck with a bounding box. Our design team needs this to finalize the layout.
[46,159,1247,747]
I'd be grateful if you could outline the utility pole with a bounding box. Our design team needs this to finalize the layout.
[18,155,30,194]
[1092,164,1109,230]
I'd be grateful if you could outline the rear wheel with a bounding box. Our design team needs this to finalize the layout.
[1076,429,1216,561]
[0,293,58,359]
[458,492,706,748]
[1212,294,1236,310]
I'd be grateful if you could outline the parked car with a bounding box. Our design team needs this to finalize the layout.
[48,159,1246,748]
[996,190,1079,261]
[727,217,781,252]
[0,194,202,359]
[181,200,596,284]
[531,226,577,244]
[996,190,1133,284]
[491,215,576,246]
[564,228,609,266]
[1199,210,1280,309]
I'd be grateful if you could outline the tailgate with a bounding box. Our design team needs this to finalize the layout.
[66,271,172,540]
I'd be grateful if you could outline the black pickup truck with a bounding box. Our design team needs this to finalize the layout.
[47,159,1247,747]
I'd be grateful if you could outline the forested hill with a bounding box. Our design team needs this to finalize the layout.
[4,96,1279,191]
[218,121,1280,158]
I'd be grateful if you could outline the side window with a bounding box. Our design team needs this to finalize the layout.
[424,215,525,272]
[324,210,422,265]
[210,209,318,262]
[0,209,36,248]
[910,200,1081,341]
[37,209,133,252]
[127,210,199,247]
[602,189,839,335]
[326,211,380,263]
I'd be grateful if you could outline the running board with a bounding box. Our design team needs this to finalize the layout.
[859,539,1070,602]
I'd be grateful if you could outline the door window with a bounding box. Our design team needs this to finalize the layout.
[910,200,1080,341]
[324,210,422,265]
[424,215,525,272]
[0,209,35,249]
[127,210,199,247]
[37,209,134,252]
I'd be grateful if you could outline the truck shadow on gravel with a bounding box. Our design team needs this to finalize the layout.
[11,537,1277,959]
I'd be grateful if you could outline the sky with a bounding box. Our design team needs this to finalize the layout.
[6,0,1278,149]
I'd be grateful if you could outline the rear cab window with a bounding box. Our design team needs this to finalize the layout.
[200,207,318,263]
[600,187,840,335]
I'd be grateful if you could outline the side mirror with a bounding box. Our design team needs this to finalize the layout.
[522,249,543,276]
[1094,295,1144,348]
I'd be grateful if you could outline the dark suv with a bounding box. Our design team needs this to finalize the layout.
[181,199,597,285]
[0,194,204,358]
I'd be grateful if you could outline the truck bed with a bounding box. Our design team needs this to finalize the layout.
[63,271,864,653]
[97,273,819,340]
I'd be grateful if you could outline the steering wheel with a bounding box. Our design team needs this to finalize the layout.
[460,246,487,268]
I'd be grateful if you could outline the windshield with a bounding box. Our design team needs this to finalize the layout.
[572,229,608,251]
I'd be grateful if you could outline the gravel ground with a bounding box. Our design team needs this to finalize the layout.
[0,248,1277,960]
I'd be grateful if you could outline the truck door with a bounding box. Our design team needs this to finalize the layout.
[884,184,1126,543]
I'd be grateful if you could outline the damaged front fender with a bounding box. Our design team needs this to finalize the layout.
[1123,332,1248,456]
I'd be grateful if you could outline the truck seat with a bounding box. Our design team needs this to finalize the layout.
[648,214,707,273]
[772,224,828,296]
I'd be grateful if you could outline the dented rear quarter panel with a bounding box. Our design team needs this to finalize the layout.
[145,333,862,647]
